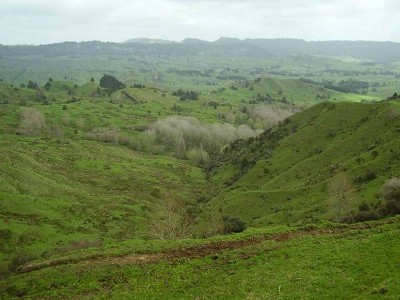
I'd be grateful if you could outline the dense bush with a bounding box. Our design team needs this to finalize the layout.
[355,170,376,184]
[343,178,400,223]
[222,216,246,234]
[380,199,400,216]
[342,210,380,223]
[172,89,199,101]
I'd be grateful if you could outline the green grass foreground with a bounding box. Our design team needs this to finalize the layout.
[1,218,399,299]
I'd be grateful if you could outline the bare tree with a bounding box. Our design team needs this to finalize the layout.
[201,212,225,237]
[149,116,260,157]
[148,193,191,240]
[381,178,400,216]
[328,172,355,221]
[19,107,46,136]
[382,178,400,201]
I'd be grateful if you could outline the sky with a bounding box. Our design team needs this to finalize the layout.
[1,0,400,45]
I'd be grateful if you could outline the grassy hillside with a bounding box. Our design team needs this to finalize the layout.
[1,218,399,299]
[2,48,400,101]
[1,74,399,298]
[203,100,400,228]
[239,77,377,104]
[0,135,208,273]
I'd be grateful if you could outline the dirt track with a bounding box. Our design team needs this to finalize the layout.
[16,218,399,274]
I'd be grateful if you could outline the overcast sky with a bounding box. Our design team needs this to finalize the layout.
[1,0,399,45]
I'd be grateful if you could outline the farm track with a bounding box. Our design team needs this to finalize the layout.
[16,218,399,274]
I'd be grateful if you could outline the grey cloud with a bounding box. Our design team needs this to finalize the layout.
[0,0,399,45]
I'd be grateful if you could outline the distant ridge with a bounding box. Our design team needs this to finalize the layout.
[180,38,210,44]
[123,38,175,44]
[1,38,400,61]
[215,37,243,44]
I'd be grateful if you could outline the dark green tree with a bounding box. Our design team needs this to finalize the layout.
[388,92,399,100]
[44,81,51,91]
[99,74,126,93]
[27,81,38,90]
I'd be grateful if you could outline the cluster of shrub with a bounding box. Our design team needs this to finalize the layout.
[315,94,331,100]
[131,83,146,89]
[26,80,38,90]
[300,78,369,94]
[166,68,213,77]
[216,75,246,80]
[21,77,54,91]
[387,92,400,100]
[343,178,400,223]
[172,89,199,101]
[249,93,291,105]
[221,216,246,233]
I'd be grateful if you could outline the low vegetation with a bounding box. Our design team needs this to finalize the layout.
[1,46,400,298]
[202,100,400,229]
[1,218,399,299]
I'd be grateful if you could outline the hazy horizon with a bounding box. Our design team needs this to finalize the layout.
[1,0,399,45]
[3,36,400,46]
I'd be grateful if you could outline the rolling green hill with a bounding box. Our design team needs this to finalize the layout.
[210,77,378,105]
[1,74,400,299]
[2,39,400,103]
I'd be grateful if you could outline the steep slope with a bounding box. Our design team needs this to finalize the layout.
[204,100,400,226]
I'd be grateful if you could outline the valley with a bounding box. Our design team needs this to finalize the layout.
[1,38,400,299]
